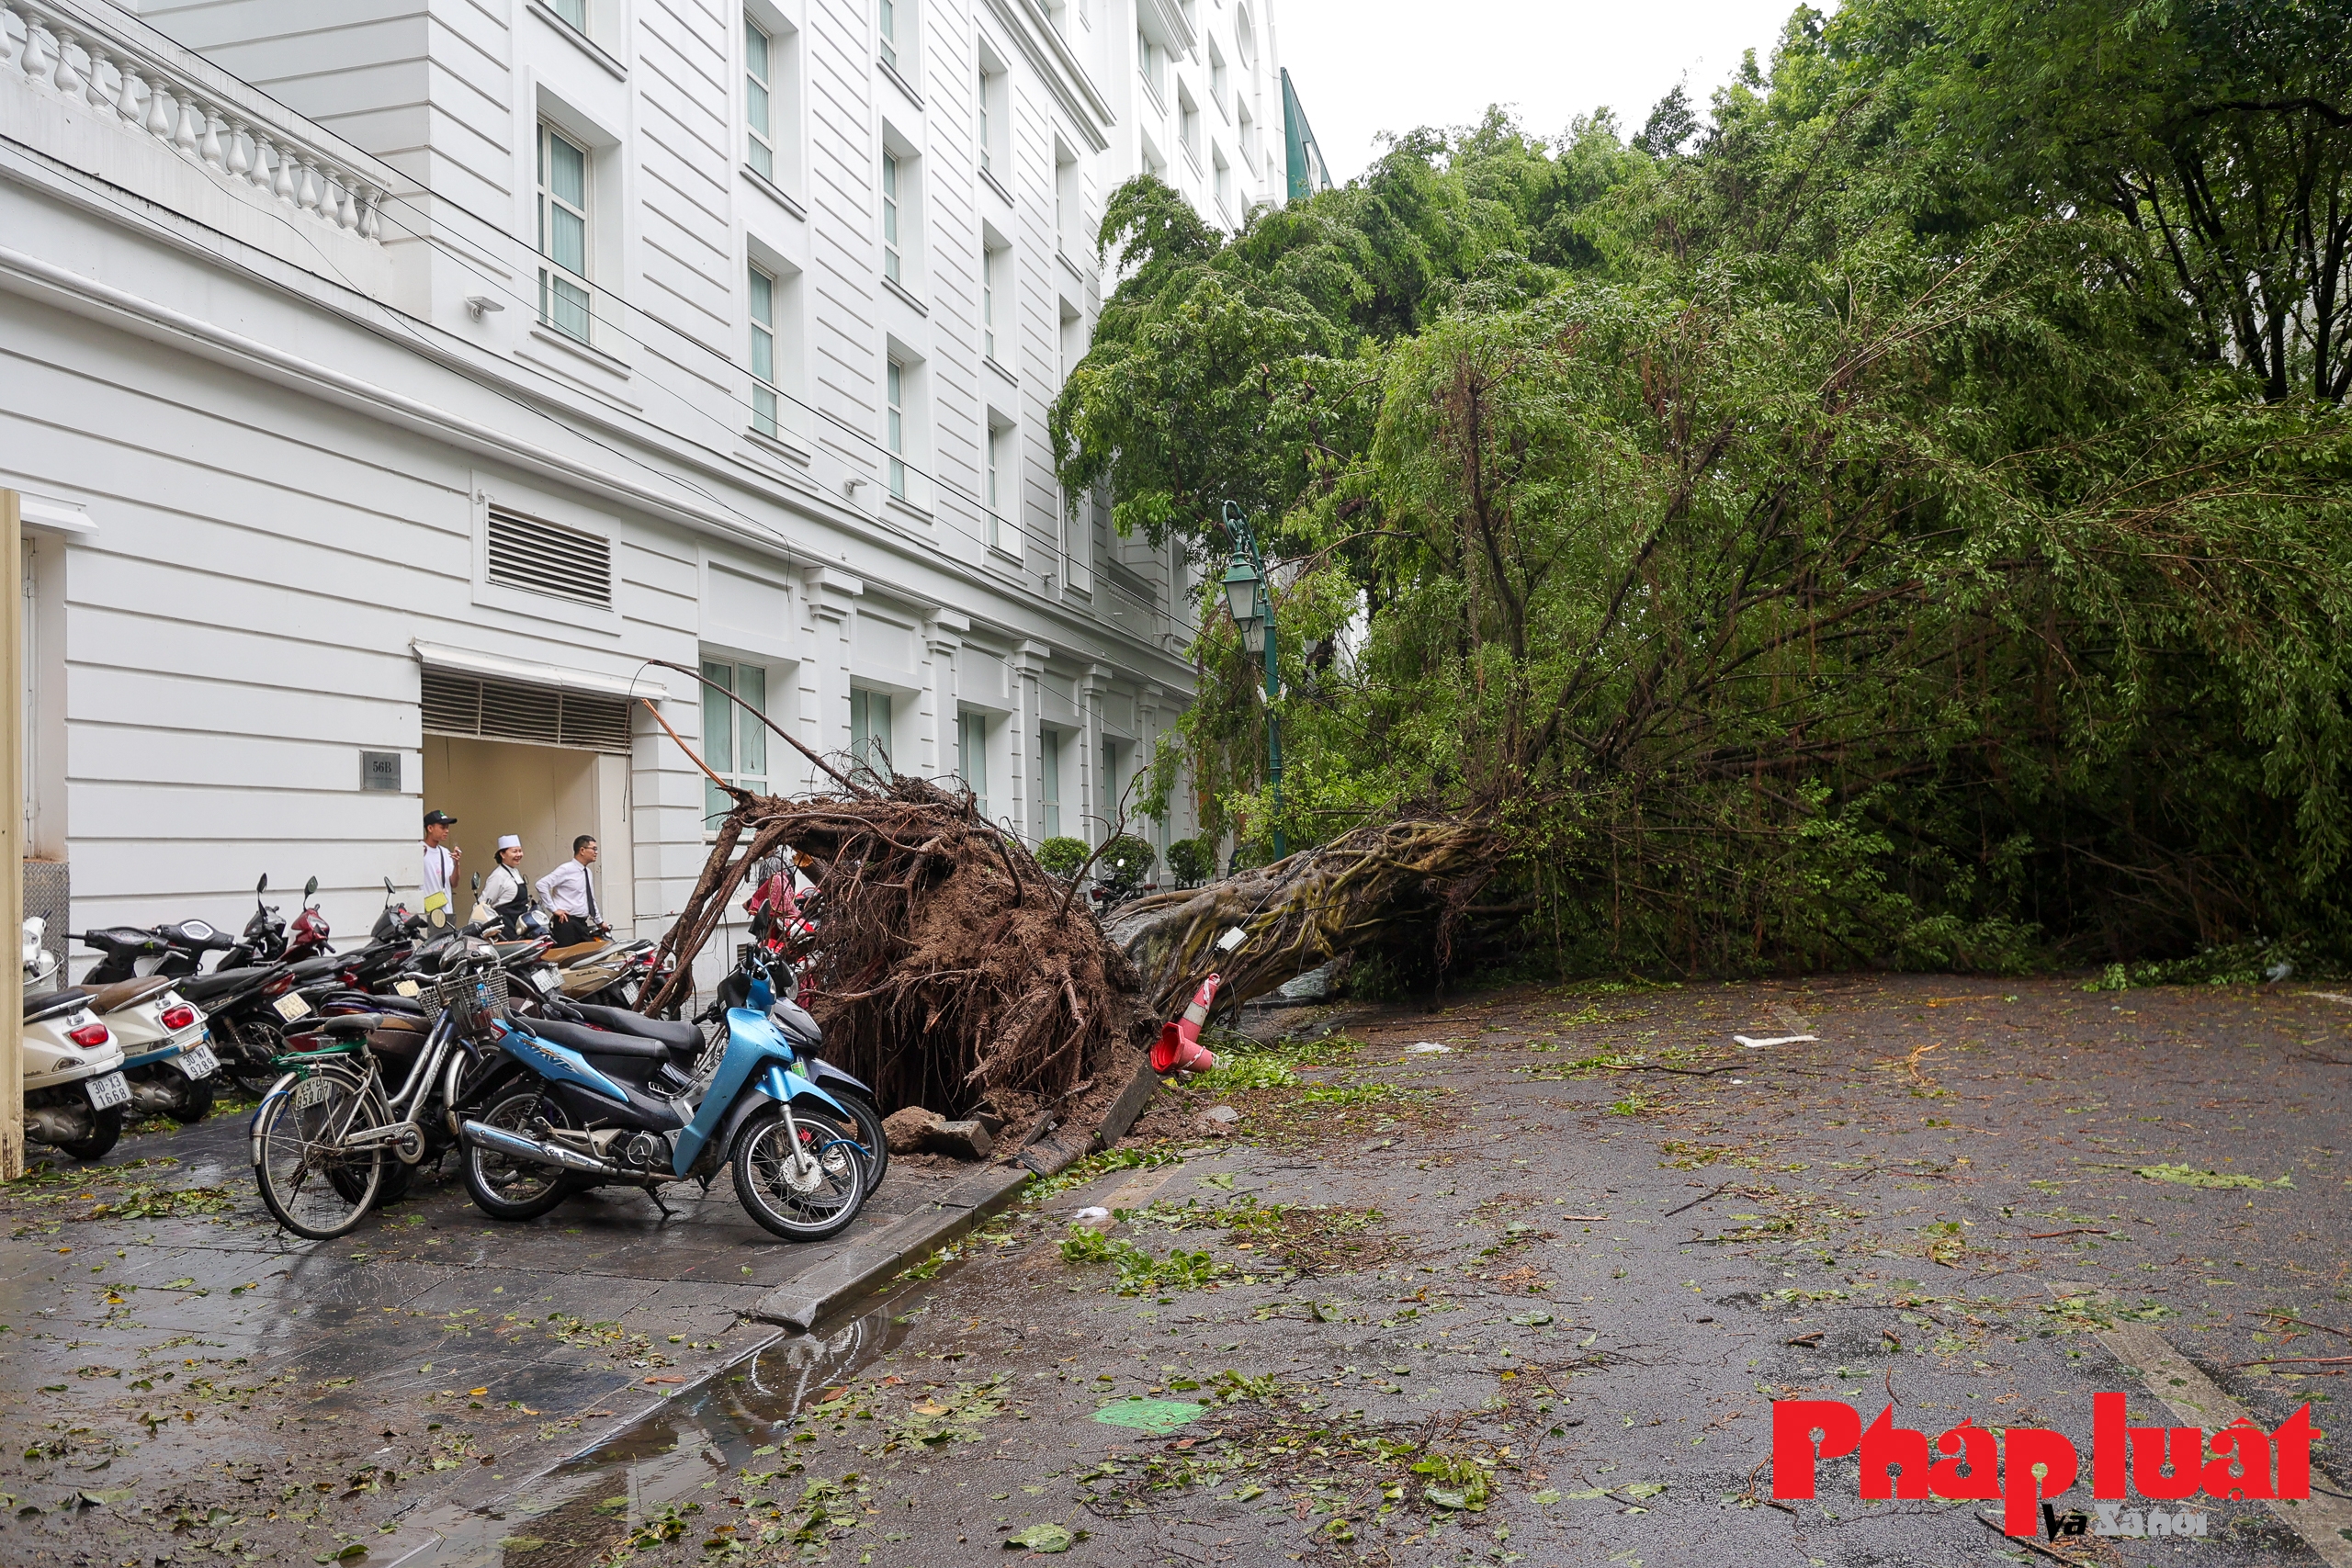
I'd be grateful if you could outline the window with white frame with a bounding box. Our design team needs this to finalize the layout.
[977,57,1009,178]
[749,263,779,436]
[548,0,587,32]
[850,687,893,772]
[981,242,1005,361]
[1040,728,1062,837]
[882,150,903,282]
[878,0,902,73]
[700,659,768,828]
[984,418,1010,550]
[745,16,777,180]
[537,124,593,343]
[885,358,908,499]
[1214,149,1231,220]
[1209,39,1227,111]
[1136,28,1162,100]
[1055,146,1079,255]
[1180,84,1200,166]
[956,709,989,818]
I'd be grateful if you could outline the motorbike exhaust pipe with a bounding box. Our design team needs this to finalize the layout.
[459,1119,619,1179]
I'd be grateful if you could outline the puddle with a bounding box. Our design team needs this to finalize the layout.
[380,1271,944,1567]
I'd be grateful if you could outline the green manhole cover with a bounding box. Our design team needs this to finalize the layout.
[1091,1398,1204,1435]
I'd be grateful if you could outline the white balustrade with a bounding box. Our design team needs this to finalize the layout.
[0,0,386,244]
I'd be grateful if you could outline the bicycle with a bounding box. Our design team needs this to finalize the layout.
[249,957,513,1240]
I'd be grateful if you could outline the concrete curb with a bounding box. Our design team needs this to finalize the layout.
[750,1054,1164,1332]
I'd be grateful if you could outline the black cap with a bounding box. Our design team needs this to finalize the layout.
[424,809,458,827]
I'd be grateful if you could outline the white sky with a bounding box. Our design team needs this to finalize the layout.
[1267,0,1810,183]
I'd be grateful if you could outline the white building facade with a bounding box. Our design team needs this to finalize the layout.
[0,0,1290,959]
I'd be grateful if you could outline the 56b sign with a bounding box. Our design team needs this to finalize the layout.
[1771,1396,2320,1536]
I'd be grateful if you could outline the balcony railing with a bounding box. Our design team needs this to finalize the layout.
[1,0,387,242]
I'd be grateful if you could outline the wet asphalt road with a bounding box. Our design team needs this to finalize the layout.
[3,973,2349,1567]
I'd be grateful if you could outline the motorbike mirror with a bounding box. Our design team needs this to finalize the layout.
[255,874,268,899]
[383,876,396,900]
[304,875,319,900]
[1216,925,1249,954]
[470,872,481,892]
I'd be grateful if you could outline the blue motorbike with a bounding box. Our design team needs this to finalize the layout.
[456,944,871,1240]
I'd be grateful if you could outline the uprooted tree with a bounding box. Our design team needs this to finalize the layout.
[639,772,1155,1136]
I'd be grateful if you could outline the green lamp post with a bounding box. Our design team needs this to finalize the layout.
[1219,501,1283,860]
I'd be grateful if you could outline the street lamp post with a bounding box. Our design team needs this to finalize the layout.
[1219,501,1283,860]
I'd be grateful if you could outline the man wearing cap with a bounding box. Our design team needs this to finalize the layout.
[478,835,531,936]
[422,809,461,927]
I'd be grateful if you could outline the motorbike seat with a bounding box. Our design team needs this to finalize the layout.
[177,968,278,1003]
[520,1016,669,1062]
[286,953,345,982]
[492,940,545,964]
[75,977,179,1015]
[546,940,610,968]
[565,1004,704,1058]
[24,987,90,1023]
[288,1014,381,1040]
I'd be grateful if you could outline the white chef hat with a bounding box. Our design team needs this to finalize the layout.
[497,834,522,851]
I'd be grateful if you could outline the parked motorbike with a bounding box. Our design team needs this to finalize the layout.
[30,917,220,1124]
[696,945,888,1189]
[458,942,870,1239]
[20,919,132,1160]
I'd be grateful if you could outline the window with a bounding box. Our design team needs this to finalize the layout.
[1214,149,1231,219]
[957,710,989,818]
[984,419,1009,550]
[1136,28,1162,100]
[1180,85,1200,166]
[537,124,593,343]
[1055,147,1079,255]
[977,65,994,176]
[700,660,769,826]
[1041,728,1061,838]
[885,358,908,499]
[548,0,587,31]
[981,243,1003,361]
[882,151,902,282]
[1210,42,1227,111]
[850,687,893,772]
[878,0,899,73]
[745,17,776,181]
[749,263,778,436]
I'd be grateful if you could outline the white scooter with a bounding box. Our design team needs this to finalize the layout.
[21,919,132,1160]
[27,918,218,1126]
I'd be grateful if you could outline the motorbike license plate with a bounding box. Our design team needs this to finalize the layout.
[392,979,420,998]
[274,992,312,1021]
[85,1072,130,1111]
[174,1043,220,1078]
[292,1076,334,1111]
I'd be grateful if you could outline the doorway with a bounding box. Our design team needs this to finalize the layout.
[420,736,625,928]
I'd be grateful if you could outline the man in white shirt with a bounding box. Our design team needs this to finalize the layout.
[422,809,460,926]
[536,835,606,946]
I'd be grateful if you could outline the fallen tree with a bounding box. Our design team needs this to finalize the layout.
[640,773,1154,1144]
[1106,813,1502,1019]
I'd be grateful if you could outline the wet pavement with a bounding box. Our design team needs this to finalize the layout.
[5,974,2350,1567]
[0,1108,966,1565]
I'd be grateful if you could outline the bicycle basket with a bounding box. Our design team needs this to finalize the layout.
[422,972,507,1031]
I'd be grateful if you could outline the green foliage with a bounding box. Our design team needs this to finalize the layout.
[1054,6,2352,976]
[1094,834,1157,902]
[1166,836,1218,887]
[1035,837,1090,878]
[1058,1225,1234,1294]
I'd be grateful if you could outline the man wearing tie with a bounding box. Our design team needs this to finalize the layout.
[536,835,608,947]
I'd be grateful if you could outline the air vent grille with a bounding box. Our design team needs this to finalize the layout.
[420,669,634,754]
[485,507,612,608]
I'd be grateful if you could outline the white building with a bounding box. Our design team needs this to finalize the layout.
[0,0,1300,964]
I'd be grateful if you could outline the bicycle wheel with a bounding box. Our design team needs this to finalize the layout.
[731,1106,866,1241]
[252,1066,381,1240]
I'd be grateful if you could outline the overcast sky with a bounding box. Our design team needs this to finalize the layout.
[1267,0,1811,183]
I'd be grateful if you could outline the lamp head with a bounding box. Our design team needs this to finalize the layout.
[1221,553,1261,626]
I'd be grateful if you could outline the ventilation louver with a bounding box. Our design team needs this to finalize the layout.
[421,669,634,753]
[485,507,613,608]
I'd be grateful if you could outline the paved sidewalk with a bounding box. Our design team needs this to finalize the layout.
[0,1110,968,1564]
